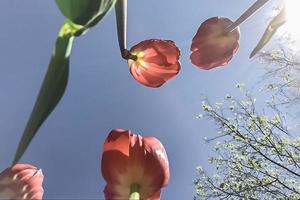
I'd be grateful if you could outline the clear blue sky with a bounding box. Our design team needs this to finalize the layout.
[0,1,278,199]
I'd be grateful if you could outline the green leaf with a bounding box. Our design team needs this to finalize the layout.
[55,0,117,28]
[13,20,83,164]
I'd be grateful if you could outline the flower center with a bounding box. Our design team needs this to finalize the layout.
[129,183,140,200]
[128,51,146,69]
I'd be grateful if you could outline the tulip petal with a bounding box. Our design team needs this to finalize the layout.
[128,39,180,87]
[190,17,240,70]
[104,129,131,156]
[143,137,169,187]
[27,186,44,200]
[102,129,132,185]
[190,42,239,70]
[104,184,129,200]
[101,129,170,200]
[147,190,161,200]
[130,65,164,88]
[143,48,169,66]
[144,66,180,81]
[153,40,180,64]
[132,40,180,64]
[139,70,166,88]
[0,164,44,200]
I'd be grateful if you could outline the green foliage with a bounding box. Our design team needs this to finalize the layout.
[195,86,300,199]
[13,20,84,164]
[55,0,117,27]
[258,46,300,107]
[13,0,118,163]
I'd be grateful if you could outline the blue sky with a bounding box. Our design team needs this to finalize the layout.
[0,0,279,199]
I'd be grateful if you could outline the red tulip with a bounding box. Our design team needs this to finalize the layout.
[128,39,180,88]
[101,129,169,200]
[0,164,44,200]
[190,17,240,70]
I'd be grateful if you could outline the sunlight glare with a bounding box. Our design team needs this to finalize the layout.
[285,0,300,37]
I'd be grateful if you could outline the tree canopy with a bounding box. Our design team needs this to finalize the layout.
[194,85,300,199]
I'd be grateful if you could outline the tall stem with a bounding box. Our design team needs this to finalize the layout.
[225,0,270,33]
[115,0,137,60]
[129,183,140,200]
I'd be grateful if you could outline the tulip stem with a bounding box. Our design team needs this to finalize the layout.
[115,0,137,61]
[225,0,270,33]
[129,183,140,200]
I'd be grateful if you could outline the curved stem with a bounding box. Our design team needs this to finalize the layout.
[115,0,137,61]
[225,0,270,33]
[129,183,140,200]
[250,8,286,58]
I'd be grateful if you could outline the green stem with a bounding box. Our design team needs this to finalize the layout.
[129,183,140,200]
[115,0,137,61]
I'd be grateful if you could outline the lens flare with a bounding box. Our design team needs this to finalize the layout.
[285,0,300,37]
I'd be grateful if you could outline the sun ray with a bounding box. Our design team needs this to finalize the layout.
[284,0,300,38]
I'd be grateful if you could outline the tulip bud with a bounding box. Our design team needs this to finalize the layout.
[128,39,181,88]
[0,164,44,200]
[190,17,240,70]
[101,129,170,200]
[55,0,116,27]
